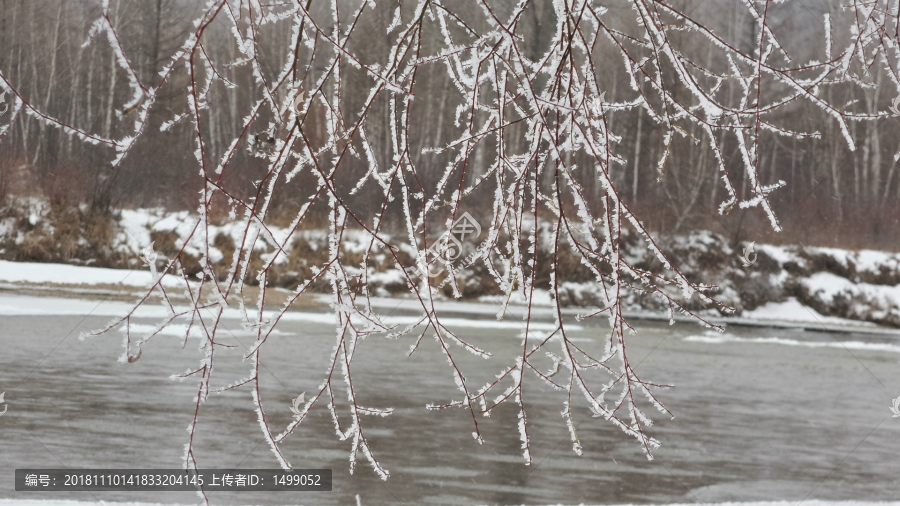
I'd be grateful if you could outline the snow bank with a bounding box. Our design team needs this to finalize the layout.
[2,202,899,328]
[556,229,900,328]
[0,501,197,506]
[0,294,572,332]
[801,272,900,324]
[685,330,900,353]
[742,297,871,326]
[0,260,185,288]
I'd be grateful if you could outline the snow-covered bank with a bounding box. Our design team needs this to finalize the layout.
[556,230,900,328]
[0,257,891,335]
[0,277,892,335]
[339,294,896,335]
[1,204,899,328]
[0,255,873,332]
[0,259,185,288]
[685,330,900,353]
[0,294,575,332]
[0,253,889,334]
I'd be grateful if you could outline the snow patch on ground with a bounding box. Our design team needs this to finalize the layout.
[0,294,572,332]
[805,272,900,306]
[742,297,871,326]
[804,271,857,300]
[118,322,292,338]
[685,330,900,353]
[754,243,797,266]
[2,203,900,328]
[0,260,185,288]
[478,287,553,307]
[855,249,900,274]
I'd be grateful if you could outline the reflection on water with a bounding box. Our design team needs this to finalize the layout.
[1,306,899,505]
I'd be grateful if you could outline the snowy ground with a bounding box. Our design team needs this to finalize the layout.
[1,204,899,328]
[0,260,185,288]
[0,258,896,335]
[0,293,573,332]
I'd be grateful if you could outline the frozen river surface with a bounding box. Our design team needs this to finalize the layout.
[1,294,899,505]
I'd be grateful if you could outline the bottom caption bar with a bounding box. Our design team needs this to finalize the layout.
[15,469,332,491]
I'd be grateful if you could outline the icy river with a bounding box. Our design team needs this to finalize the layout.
[1,294,899,506]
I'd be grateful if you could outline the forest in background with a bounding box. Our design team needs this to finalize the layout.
[0,0,898,253]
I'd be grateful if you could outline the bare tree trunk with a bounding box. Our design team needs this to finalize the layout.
[769,143,776,186]
[674,132,708,232]
[826,84,844,222]
[852,112,859,206]
[632,103,642,203]
[103,0,121,140]
[67,38,85,158]
[86,43,95,132]
[790,136,796,202]
[882,139,900,209]
[103,48,118,140]
[150,0,162,81]
[6,0,21,155]
[22,6,38,157]
[831,139,843,222]
[868,77,882,202]
[32,0,65,167]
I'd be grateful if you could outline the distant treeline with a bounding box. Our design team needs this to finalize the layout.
[0,0,898,250]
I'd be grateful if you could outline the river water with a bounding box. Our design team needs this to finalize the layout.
[1,294,899,505]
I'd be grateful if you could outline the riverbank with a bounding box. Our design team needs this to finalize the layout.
[0,259,897,337]
[1,203,899,328]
